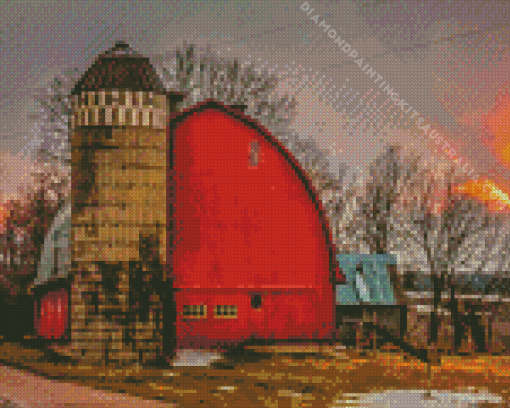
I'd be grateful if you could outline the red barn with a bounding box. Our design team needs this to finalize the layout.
[22,43,345,364]
[168,100,341,350]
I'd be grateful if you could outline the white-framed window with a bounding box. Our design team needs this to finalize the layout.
[214,305,238,319]
[182,304,207,318]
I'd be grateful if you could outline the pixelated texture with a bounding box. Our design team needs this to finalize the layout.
[1,1,510,407]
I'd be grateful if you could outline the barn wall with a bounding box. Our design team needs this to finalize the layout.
[169,103,337,349]
[174,289,335,349]
[170,107,334,290]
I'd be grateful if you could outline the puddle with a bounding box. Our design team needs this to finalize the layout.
[332,389,504,407]
[172,349,222,366]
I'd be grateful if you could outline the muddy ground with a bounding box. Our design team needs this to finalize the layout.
[0,341,509,407]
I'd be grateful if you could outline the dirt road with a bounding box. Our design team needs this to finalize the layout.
[1,362,505,408]
[0,364,174,408]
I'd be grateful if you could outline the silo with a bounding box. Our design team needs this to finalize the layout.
[69,42,184,364]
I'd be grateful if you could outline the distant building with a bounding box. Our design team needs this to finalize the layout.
[335,254,406,348]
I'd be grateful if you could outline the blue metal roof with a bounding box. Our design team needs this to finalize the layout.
[336,254,397,305]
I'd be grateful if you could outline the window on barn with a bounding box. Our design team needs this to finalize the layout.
[214,305,238,319]
[182,305,207,318]
[250,140,260,167]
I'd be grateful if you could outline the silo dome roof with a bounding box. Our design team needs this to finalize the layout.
[70,42,168,96]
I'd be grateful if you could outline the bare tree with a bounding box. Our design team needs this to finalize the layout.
[21,42,347,265]
[450,209,510,354]
[340,145,422,255]
[289,135,349,247]
[151,43,297,129]
[397,163,507,358]
[0,159,67,296]
[22,68,82,171]
[24,43,343,204]
[151,43,348,224]
[329,142,510,356]
[331,175,365,253]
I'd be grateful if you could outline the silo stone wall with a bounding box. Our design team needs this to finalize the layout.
[69,86,174,365]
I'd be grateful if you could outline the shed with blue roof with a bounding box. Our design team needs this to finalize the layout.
[336,254,397,305]
[336,254,407,348]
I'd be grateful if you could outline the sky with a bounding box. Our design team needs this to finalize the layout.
[1,0,510,204]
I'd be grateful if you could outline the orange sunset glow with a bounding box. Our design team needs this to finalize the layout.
[455,179,510,213]
[0,204,8,233]
[482,87,510,170]
[449,85,510,213]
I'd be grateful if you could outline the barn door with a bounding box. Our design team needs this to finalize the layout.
[248,292,267,340]
[162,283,177,361]
[37,289,68,340]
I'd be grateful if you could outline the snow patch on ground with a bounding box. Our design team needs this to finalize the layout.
[172,349,223,366]
[333,389,504,407]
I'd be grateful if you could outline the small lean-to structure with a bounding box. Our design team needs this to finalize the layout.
[336,254,397,306]
[168,100,343,350]
[336,254,407,348]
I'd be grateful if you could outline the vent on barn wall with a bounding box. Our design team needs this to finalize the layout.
[251,294,262,309]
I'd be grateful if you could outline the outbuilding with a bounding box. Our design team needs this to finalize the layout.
[336,254,406,349]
